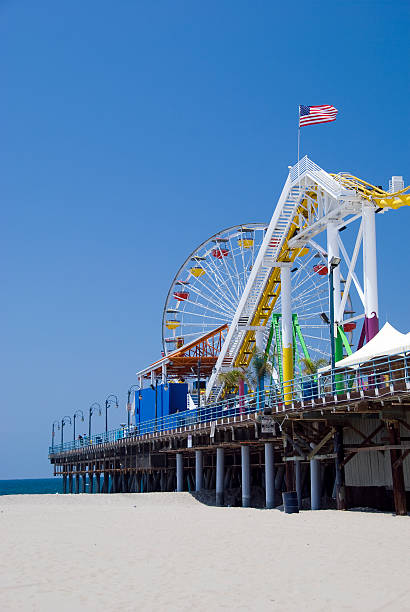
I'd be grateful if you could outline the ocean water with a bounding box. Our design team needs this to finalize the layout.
[0,478,63,495]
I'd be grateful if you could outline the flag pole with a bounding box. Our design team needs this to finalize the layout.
[297,106,301,186]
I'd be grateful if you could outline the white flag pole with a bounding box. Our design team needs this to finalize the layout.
[298,106,302,164]
[297,106,301,186]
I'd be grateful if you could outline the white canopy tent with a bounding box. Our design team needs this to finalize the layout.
[318,322,410,372]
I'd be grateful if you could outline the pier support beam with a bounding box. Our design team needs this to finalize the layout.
[68,472,73,494]
[388,421,407,516]
[82,471,86,493]
[195,450,203,491]
[295,460,302,510]
[310,456,321,510]
[241,445,251,508]
[103,471,109,494]
[216,447,224,506]
[334,426,346,510]
[89,468,94,494]
[62,474,67,494]
[176,453,183,492]
[95,473,101,494]
[264,442,275,509]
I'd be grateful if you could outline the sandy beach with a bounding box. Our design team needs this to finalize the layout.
[0,493,409,612]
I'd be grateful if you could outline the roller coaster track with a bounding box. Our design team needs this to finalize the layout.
[205,157,410,402]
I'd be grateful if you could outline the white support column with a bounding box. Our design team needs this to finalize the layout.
[150,371,155,386]
[327,221,342,322]
[241,445,251,508]
[176,453,183,492]
[362,204,379,340]
[216,448,224,506]
[138,375,144,389]
[195,450,203,492]
[255,328,265,351]
[161,363,167,386]
[281,265,293,404]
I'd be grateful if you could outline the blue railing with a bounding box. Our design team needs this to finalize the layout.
[49,352,410,455]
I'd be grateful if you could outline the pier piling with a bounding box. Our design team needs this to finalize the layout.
[241,445,250,508]
[195,450,203,491]
[264,442,275,509]
[216,447,224,506]
[176,453,183,492]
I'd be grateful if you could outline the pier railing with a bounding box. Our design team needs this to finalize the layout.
[49,352,410,456]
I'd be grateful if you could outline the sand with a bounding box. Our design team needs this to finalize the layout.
[0,493,409,612]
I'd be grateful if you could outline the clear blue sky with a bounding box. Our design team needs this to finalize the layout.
[1,1,409,478]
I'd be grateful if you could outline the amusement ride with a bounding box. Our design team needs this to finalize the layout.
[137,157,410,407]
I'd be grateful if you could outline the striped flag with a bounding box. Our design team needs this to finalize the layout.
[299,105,338,127]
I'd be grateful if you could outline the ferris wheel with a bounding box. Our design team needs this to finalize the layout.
[162,224,355,367]
[162,224,267,353]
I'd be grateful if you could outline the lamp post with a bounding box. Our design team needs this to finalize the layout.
[73,410,85,441]
[61,416,72,448]
[197,358,201,408]
[89,402,101,438]
[150,381,158,430]
[329,256,341,393]
[105,394,118,433]
[127,384,140,428]
[51,420,59,450]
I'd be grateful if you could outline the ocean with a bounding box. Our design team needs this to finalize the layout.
[0,478,63,495]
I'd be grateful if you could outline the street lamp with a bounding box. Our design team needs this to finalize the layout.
[329,256,341,393]
[105,394,118,432]
[127,384,140,428]
[73,410,85,441]
[89,402,102,438]
[197,358,201,408]
[61,416,72,448]
[150,381,158,430]
[51,420,60,450]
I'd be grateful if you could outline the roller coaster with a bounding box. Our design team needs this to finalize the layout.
[138,156,409,405]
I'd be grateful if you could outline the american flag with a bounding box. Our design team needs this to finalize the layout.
[299,105,338,127]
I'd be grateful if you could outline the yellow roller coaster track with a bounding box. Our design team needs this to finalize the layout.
[234,193,315,369]
[233,173,410,371]
[331,174,410,209]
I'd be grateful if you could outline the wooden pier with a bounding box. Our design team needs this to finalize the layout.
[50,363,410,515]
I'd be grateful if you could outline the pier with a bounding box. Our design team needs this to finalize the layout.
[50,352,410,515]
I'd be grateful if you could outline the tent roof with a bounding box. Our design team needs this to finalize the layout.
[318,322,410,372]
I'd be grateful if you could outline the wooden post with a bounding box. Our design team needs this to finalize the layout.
[334,426,346,510]
[387,421,407,516]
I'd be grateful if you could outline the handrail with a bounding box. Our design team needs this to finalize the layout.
[49,351,410,456]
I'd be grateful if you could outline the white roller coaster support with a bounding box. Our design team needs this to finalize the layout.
[362,204,379,340]
[327,221,342,331]
[205,157,355,401]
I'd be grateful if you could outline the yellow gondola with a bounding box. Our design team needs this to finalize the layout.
[190,267,205,277]
[237,238,254,248]
[165,320,181,330]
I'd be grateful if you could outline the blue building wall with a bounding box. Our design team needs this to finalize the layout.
[134,383,188,424]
